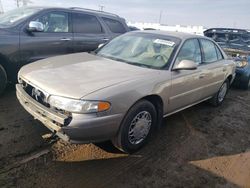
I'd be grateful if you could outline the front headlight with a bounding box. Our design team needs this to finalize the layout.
[236,61,248,68]
[48,96,111,114]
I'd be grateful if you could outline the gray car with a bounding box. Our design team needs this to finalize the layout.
[16,31,236,153]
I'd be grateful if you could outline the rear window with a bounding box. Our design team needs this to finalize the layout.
[102,17,126,34]
[73,13,103,34]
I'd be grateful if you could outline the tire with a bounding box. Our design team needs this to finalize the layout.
[112,100,157,153]
[0,65,7,96]
[210,79,229,107]
[242,76,250,90]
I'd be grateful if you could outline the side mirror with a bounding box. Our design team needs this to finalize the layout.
[173,60,197,71]
[27,21,44,32]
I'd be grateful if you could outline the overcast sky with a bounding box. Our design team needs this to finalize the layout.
[1,0,249,29]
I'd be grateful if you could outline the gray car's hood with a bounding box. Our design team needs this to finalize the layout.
[19,53,156,99]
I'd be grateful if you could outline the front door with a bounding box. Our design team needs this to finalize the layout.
[168,39,204,113]
[19,11,73,67]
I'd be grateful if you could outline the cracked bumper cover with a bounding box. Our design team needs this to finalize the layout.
[16,84,123,143]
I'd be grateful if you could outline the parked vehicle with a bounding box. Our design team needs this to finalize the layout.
[204,28,250,89]
[128,26,140,31]
[16,31,236,153]
[0,7,129,95]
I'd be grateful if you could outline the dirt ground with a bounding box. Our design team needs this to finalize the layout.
[0,85,250,188]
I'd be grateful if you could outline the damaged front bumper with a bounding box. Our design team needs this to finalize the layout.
[16,84,70,141]
[16,84,123,143]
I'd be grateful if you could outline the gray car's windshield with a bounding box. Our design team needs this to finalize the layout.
[97,33,180,69]
[0,7,42,27]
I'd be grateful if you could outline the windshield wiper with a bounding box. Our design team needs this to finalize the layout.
[98,54,154,69]
[124,61,153,68]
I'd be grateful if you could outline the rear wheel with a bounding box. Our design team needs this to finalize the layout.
[210,79,229,106]
[112,100,157,153]
[0,65,7,96]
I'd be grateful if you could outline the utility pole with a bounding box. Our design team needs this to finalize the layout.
[98,5,105,11]
[0,0,3,14]
[23,0,32,6]
[158,10,162,24]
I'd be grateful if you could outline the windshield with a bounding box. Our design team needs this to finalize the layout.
[0,7,42,27]
[97,33,180,69]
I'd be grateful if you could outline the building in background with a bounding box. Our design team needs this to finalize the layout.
[128,21,206,36]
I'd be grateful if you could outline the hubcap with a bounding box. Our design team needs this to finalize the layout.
[128,111,152,145]
[218,82,227,102]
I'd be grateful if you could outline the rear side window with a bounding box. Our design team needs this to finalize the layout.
[73,13,103,34]
[200,39,218,63]
[102,17,126,34]
[215,45,223,60]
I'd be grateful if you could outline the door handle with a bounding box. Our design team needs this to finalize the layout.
[102,38,110,41]
[60,38,71,41]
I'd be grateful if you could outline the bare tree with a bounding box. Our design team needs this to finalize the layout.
[22,0,32,6]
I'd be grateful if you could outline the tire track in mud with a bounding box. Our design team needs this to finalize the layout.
[1,88,250,187]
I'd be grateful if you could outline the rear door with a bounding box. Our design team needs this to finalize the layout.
[20,11,73,66]
[72,12,109,52]
[168,39,204,113]
[198,39,226,98]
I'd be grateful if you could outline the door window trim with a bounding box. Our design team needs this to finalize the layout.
[21,10,73,33]
[31,11,71,33]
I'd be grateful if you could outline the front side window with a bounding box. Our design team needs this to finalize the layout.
[200,39,218,63]
[102,17,126,34]
[97,33,180,69]
[73,13,103,34]
[176,39,202,65]
[34,12,69,33]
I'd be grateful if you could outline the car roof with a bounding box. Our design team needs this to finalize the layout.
[133,30,204,40]
[26,6,121,19]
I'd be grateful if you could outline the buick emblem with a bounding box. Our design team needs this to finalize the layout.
[32,88,43,102]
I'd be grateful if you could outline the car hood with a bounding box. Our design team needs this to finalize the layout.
[19,53,156,99]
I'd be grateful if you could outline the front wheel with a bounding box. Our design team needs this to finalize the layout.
[112,100,157,153]
[210,79,229,106]
[0,65,7,96]
[242,76,250,90]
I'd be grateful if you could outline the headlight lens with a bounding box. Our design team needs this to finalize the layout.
[236,61,248,68]
[48,96,111,113]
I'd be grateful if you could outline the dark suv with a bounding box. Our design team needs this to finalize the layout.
[0,7,129,94]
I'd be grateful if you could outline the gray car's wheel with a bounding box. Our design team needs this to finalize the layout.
[0,65,7,96]
[112,100,157,153]
[210,79,229,106]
